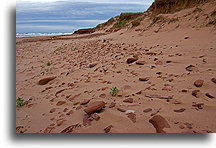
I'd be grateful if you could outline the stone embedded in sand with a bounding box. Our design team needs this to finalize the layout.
[99,93,106,98]
[192,90,200,98]
[60,123,81,133]
[149,115,170,133]
[185,65,197,72]
[139,77,150,81]
[192,103,204,109]
[89,63,98,68]
[68,93,81,102]
[109,102,116,108]
[194,79,204,87]
[44,126,55,133]
[117,108,126,112]
[143,108,152,113]
[91,113,100,121]
[174,108,186,113]
[121,85,131,90]
[136,60,146,65]
[56,120,66,126]
[126,112,136,123]
[205,93,214,99]
[126,57,138,64]
[80,99,90,105]
[56,101,66,106]
[83,115,92,126]
[49,108,56,113]
[211,78,216,83]
[184,36,189,39]
[84,101,105,114]
[104,125,113,133]
[155,60,163,65]
[123,98,133,103]
[66,110,74,115]
[38,76,56,85]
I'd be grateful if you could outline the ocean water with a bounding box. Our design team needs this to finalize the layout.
[16,32,72,38]
[16,1,151,38]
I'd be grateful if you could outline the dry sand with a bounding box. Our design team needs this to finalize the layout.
[16,1,215,133]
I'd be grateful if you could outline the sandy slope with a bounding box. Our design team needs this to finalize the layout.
[16,1,215,133]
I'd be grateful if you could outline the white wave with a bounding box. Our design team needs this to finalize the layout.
[16,32,72,38]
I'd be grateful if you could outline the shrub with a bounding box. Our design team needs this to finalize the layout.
[110,87,119,96]
[16,97,25,107]
[113,21,127,28]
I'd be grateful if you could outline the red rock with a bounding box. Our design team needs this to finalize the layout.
[38,76,56,85]
[80,99,90,105]
[66,110,74,115]
[126,57,138,64]
[91,113,100,121]
[192,90,200,98]
[192,103,204,109]
[68,93,81,102]
[56,101,66,106]
[185,122,193,129]
[205,93,214,99]
[73,101,80,105]
[179,124,185,129]
[123,98,133,103]
[89,63,98,68]
[44,126,55,133]
[60,123,81,133]
[136,60,146,65]
[109,102,116,108]
[99,93,106,98]
[104,125,113,133]
[76,106,82,110]
[194,80,204,87]
[56,120,65,126]
[121,85,131,90]
[155,60,163,65]
[211,78,216,83]
[83,115,91,126]
[174,108,186,113]
[126,112,136,123]
[49,108,56,113]
[149,115,170,133]
[143,108,152,113]
[84,101,105,114]
[117,108,126,112]
[63,108,68,112]
[139,77,150,81]
[185,65,197,72]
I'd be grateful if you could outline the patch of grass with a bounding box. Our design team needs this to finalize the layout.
[110,87,119,96]
[113,20,127,28]
[47,61,52,66]
[16,97,25,107]
[71,47,77,51]
[119,12,143,21]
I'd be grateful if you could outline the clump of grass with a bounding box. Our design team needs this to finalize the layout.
[71,47,77,51]
[132,20,141,27]
[119,12,143,21]
[152,15,166,24]
[110,87,119,96]
[113,21,127,28]
[16,97,25,107]
[47,61,52,66]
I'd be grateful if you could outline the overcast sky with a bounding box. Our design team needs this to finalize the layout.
[17,0,154,5]
[16,0,154,33]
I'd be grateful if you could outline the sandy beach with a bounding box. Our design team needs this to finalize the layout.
[16,0,215,133]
